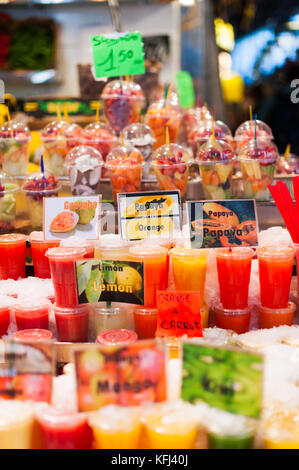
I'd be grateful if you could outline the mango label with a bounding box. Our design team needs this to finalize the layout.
[76,259,144,305]
[118,191,181,241]
[187,199,259,249]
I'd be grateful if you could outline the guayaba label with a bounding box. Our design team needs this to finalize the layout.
[156,291,203,338]
[64,200,98,211]
[74,340,166,411]
[76,259,144,305]
[181,343,263,418]
[187,199,258,249]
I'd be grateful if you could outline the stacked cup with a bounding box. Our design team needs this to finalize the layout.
[257,245,296,329]
[215,247,255,334]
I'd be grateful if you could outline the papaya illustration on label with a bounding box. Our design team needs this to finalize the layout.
[50,210,79,233]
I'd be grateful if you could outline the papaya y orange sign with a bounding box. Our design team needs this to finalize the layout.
[156,291,203,338]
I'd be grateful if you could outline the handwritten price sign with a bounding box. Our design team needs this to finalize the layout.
[91,32,145,79]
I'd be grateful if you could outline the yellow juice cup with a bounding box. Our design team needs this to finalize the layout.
[170,246,207,306]
[143,401,198,449]
[264,409,299,449]
[88,406,142,449]
[0,401,34,449]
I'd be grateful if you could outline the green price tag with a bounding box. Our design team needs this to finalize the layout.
[91,32,145,79]
[176,71,195,109]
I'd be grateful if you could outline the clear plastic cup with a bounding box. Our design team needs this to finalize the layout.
[93,306,129,335]
[105,145,144,204]
[12,328,54,343]
[54,304,89,342]
[102,80,145,135]
[96,328,137,346]
[60,237,95,259]
[134,307,157,339]
[88,405,142,449]
[65,145,103,196]
[238,140,278,200]
[46,246,86,308]
[14,299,50,330]
[0,121,31,176]
[35,403,92,449]
[0,233,27,280]
[0,172,19,234]
[214,304,251,334]
[188,120,233,158]
[94,235,133,260]
[23,172,61,230]
[0,295,14,337]
[197,138,235,200]
[41,120,83,177]
[123,123,156,178]
[258,302,296,329]
[151,143,192,198]
[0,400,34,449]
[30,231,60,278]
[145,99,182,149]
[264,408,299,449]
[182,106,212,141]
[83,121,118,161]
[235,119,273,151]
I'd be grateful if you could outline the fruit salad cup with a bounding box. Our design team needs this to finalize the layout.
[234,119,273,152]
[83,121,118,164]
[188,120,233,158]
[197,138,235,199]
[182,106,212,141]
[145,99,182,150]
[102,80,145,135]
[0,121,31,176]
[105,145,144,205]
[151,143,191,198]
[23,172,60,230]
[238,140,278,200]
[41,120,83,177]
[0,173,19,233]
[123,123,156,179]
[65,145,103,196]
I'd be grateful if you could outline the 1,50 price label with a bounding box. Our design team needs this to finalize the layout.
[91,32,145,79]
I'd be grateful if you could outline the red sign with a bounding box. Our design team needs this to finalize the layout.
[156,291,203,338]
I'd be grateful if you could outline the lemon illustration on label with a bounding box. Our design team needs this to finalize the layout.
[116,266,142,292]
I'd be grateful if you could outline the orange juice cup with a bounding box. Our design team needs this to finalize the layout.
[170,245,207,305]
[134,307,158,339]
[88,406,142,449]
[258,302,296,329]
[129,244,168,308]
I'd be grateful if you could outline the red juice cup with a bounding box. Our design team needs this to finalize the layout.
[129,244,168,308]
[14,301,50,330]
[0,233,27,280]
[134,307,157,339]
[258,302,296,329]
[293,243,299,293]
[35,403,92,449]
[54,304,89,342]
[30,232,60,279]
[46,246,86,308]
[13,329,54,343]
[216,247,254,310]
[0,296,13,337]
[214,305,251,334]
[258,245,295,309]
[96,328,137,346]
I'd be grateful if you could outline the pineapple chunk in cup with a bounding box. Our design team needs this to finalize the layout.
[197,138,235,200]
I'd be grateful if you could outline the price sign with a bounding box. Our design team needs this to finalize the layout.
[176,71,195,109]
[91,32,145,79]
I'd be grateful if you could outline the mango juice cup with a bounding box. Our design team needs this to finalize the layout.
[0,401,34,449]
[170,245,207,305]
[88,406,142,449]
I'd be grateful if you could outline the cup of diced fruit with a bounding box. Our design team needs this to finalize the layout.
[0,173,19,233]
[123,123,156,179]
[23,172,61,230]
[65,145,103,196]
[234,119,273,152]
[145,99,182,150]
[0,121,31,176]
[197,138,235,200]
[188,120,233,158]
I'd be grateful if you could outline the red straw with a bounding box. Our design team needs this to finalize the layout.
[269,180,299,242]
[293,175,299,221]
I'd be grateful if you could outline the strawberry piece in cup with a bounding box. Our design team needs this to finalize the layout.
[151,143,192,198]
[105,145,144,204]
[0,121,31,176]
[145,99,182,150]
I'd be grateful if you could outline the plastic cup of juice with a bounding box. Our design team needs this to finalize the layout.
[94,235,133,260]
[54,304,89,342]
[13,328,54,343]
[258,301,296,329]
[59,237,95,259]
[201,303,209,329]
[30,231,60,279]
[197,138,235,200]
[143,401,198,449]
[258,245,295,309]
[208,430,254,449]
[88,405,142,449]
[0,233,27,280]
[129,243,168,308]
[14,299,50,330]
[96,328,137,346]
[35,403,92,449]
[216,247,255,310]
[46,246,86,308]
[170,245,207,305]
[145,99,182,150]
[134,307,158,339]
[0,121,31,176]
[0,400,34,449]
[0,295,14,337]
[105,145,144,205]
[0,173,19,234]
[214,304,251,334]
[93,306,129,336]
[263,408,299,449]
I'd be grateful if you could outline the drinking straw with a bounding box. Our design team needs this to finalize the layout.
[120,132,128,158]
[125,75,130,82]
[6,105,13,136]
[284,144,291,161]
[197,96,202,108]
[95,102,100,123]
[40,155,46,180]
[56,103,62,121]
[63,103,70,123]
[249,105,252,122]
[254,113,257,147]
[166,84,172,102]
[211,117,216,144]
[292,175,299,222]
[269,180,299,242]
[165,126,170,145]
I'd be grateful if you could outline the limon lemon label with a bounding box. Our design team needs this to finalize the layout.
[118,190,181,241]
